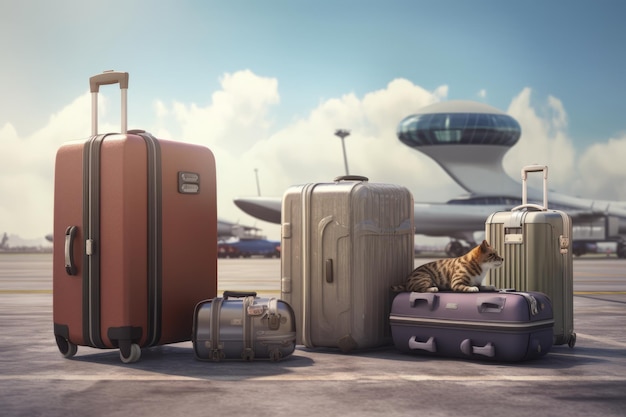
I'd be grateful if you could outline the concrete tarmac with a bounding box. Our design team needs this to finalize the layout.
[1,254,625,417]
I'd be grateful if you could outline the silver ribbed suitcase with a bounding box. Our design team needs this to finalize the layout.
[485,165,575,347]
[192,291,296,361]
[281,175,415,352]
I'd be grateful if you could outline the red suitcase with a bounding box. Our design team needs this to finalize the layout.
[53,71,217,363]
[390,290,554,362]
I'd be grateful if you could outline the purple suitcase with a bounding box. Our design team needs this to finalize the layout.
[389,291,553,361]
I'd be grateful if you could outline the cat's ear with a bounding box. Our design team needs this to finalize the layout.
[480,240,490,251]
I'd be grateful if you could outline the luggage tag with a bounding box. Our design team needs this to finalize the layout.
[245,298,282,331]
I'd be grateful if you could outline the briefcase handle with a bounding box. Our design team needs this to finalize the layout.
[334,175,368,182]
[223,291,257,299]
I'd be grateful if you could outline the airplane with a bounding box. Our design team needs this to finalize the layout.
[217,217,264,240]
[233,100,626,258]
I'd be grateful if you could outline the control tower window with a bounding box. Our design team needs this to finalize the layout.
[397,112,521,147]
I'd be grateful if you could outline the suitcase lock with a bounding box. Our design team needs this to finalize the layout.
[267,314,281,331]
[559,235,570,254]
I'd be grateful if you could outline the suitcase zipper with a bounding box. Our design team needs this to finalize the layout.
[300,183,316,348]
[138,132,163,347]
[83,134,106,348]
[389,315,554,332]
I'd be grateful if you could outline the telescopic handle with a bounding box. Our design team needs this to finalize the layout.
[89,70,129,135]
[512,164,548,212]
[89,70,129,93]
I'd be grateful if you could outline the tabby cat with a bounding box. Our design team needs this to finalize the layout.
[392,240,503,293]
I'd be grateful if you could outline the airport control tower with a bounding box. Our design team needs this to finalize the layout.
[397,100,522,197]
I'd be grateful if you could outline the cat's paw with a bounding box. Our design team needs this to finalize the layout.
[426,287,439,293]
[466,286,479,292]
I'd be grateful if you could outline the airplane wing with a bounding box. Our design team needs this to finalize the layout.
[233,197,282,224]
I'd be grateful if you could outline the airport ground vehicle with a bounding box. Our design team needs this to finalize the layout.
[572,238,626,258]
[218,239,280,258]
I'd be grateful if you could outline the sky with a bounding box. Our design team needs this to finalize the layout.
[1,0,626,243]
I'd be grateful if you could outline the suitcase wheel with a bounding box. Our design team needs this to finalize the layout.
[568,333,577,348]
[56,336,77,359]
[119,343,141,364]
[269,349,283,362]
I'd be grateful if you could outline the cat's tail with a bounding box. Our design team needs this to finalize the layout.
[390,284,406,293]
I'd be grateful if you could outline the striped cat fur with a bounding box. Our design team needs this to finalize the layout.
[392,240,503,293]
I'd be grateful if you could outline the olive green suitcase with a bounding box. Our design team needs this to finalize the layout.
[485,165,575,347]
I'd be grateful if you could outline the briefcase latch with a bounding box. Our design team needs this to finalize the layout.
[265,298,281,330]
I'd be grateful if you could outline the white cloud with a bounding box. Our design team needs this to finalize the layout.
[503,88,626,202]
[503,88,576,191]
[477,89,487,99]
[0,94,91,240]
[1,71,624,241]
[168,70,280,154]
[155,74,460,239]
[574,135,626,200]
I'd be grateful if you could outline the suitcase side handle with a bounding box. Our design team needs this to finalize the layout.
[460,339,495,358]
[477,296,505,313]
[513,164,548,212]
[408,336,436,352]
[89,70,129,135]
[64,225,78,276]
[408,292,437,310]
